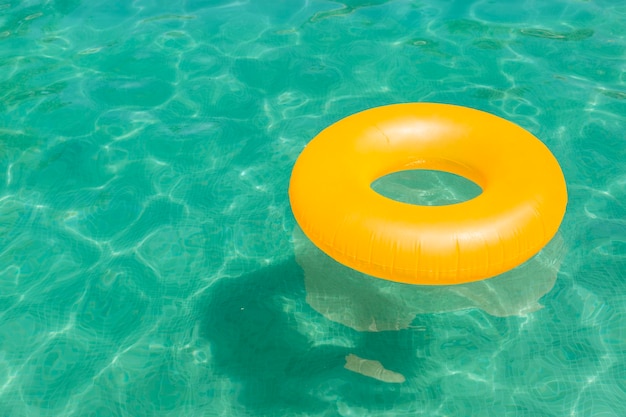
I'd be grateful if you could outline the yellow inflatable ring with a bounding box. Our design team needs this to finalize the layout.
[289,103,567,285]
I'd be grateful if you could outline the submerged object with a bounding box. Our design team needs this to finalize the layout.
[344,354,406,383]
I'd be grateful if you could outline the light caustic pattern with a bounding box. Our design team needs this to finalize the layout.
[0,0,625,416]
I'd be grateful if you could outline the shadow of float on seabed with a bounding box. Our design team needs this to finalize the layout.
[199,257,426,416]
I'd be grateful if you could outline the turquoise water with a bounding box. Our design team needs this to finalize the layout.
[1,0,625,416]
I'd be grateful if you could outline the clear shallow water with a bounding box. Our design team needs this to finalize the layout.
[0,0,625,416]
